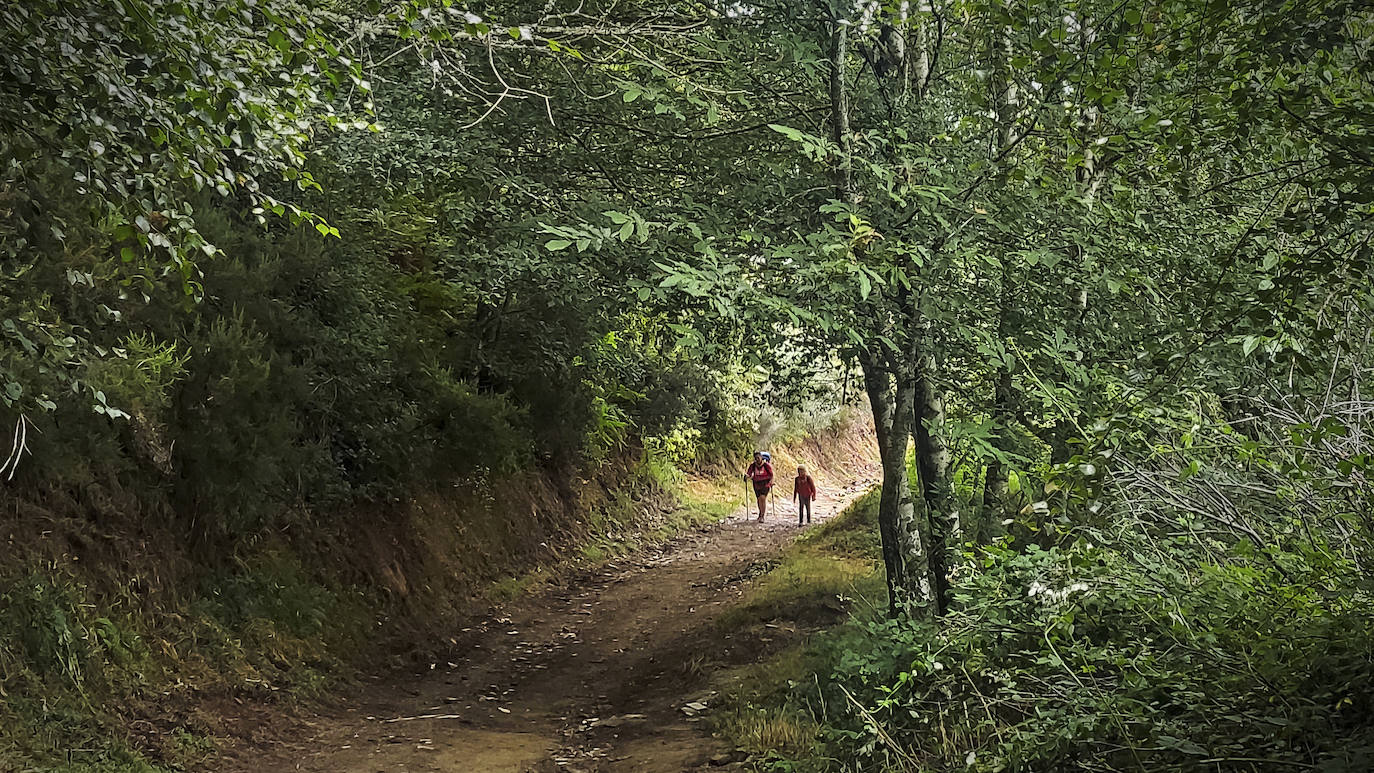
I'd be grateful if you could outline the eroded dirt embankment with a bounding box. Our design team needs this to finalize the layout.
[215,466,879,773]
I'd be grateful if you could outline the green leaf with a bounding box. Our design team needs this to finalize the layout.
[545,239,573,251]
[269,29,290,53]
[768,124,804,141]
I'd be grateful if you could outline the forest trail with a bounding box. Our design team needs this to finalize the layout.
[213,472,879,773]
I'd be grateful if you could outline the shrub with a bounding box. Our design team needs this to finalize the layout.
[810,536,1374,772]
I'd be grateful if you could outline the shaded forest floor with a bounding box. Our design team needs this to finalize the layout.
[210,471,880,773]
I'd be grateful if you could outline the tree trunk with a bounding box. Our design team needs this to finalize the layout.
[909,4,930,100]
[978,270,1015,544]
[833,4,934,616]
[829,18,852,198]
[861,352,931,614]
[913,352,954,615]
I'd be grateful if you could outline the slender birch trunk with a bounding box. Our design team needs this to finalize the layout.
[861,352,931,612]
[833,9,936,614]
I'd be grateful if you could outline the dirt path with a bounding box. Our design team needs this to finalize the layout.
[214,475,876,773]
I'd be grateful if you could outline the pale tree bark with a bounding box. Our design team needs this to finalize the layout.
[897,6,957,614]
[826,1,964,615]
[978,355,1014,543]
[893,5,961,615]
[1039,13,1109,462]
[892,2,909,84]
[908,2,931,100]
[861,351,931,612]
[832,8,935,614]
[1072,22,1108,363]
[1073,53,1102,336]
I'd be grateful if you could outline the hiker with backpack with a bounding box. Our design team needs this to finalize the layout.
[744,451,774,521]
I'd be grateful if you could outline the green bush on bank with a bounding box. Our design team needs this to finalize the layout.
[777,531,1374,772]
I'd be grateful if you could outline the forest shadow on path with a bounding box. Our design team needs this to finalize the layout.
[214,471,879,773]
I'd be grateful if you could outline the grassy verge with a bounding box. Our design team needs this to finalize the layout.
[708,489,886,768]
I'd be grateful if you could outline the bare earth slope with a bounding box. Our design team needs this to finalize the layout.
[214,471,878,773]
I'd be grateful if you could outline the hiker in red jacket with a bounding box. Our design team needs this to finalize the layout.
[744,451,774,521]
[793,465,818,526]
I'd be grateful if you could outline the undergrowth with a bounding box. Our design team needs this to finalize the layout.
[0,554,367,772]
[715,493,1374,773]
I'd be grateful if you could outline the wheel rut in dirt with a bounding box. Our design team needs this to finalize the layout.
[214,474,877,773]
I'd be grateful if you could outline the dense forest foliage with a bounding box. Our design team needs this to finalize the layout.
[1,1,792,766]
[3,0,1373,770]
